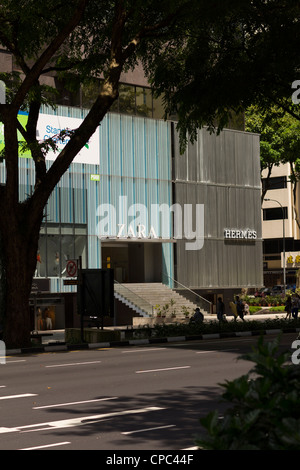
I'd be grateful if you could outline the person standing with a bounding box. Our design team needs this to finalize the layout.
[235,296,245,321]
[217,297,225,322]
[285,295,292,319]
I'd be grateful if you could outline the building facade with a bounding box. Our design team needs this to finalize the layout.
[262,163,300,288]
[0,49,263,325]
[173,126,263,307]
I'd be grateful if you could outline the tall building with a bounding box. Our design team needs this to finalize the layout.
[0,50,263,328]
[262,163,300,288]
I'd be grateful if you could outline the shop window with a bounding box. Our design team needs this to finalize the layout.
[47,234,61,276]
[75,233,87,269]
[36,225,87,278]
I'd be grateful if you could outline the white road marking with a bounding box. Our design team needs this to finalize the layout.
[0,393,37,400]
[196,351,217,354]
[33,396,118,409]
[122,424,176,435]
[136,366,191,374]
[196,348,239,354]
[122,348,167,353]
[45,361,101,368]
[5,360,26,363]
[181,446,199,450]
[20,441,71,450]
[0,406,165,434]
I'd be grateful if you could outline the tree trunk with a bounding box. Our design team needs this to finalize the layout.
[0,206,42,348]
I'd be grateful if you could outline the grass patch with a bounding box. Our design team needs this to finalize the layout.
[269,306,285,312]
[249,306,263,314]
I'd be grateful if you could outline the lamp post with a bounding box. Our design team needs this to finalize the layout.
[0,81,5,104]
[264,198,286,295]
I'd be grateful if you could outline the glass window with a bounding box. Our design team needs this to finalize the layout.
[36,229,87,278]
[262,176,287,191]
[75,235,87,269]
[136,87,153,117]
[81,78,101,109]
[54,78,80,107]
[263,207,288,221]
[46,234,61,276]
[153,93,165,119]
[61,234,75,276]
[119,84,136,115]
[36,235,47,278]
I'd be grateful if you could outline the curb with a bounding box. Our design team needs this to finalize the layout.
[6,327,300,355]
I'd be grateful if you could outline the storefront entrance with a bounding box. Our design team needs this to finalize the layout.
[102,242,162,283]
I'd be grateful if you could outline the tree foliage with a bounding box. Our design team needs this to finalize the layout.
[143,0,300,151]
[245,104,300,202]
[196,336,300,450]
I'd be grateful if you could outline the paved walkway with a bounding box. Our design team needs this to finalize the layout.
[40,311,289,345]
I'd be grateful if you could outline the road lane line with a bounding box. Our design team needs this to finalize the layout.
[5,360,26,363]
[0,406,165,434]
[20,441,71,450]
[33,397,118,409]
[122,424,176,435]
[196,350,217,354]
[136,366,191,374]
[182,446,198,450]
[122,348,167,353]
[45,361,101,368]
[0,393,37,400]
[196,348,239,354]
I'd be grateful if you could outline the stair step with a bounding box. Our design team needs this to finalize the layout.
[114,282,208,318]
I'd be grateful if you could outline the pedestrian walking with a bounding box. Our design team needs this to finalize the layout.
[217,297,226,322]
[292,293,300,319]
[285,295,292,319]
[235,296,245,321]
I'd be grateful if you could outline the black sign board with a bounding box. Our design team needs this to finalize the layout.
[77,269,114,319]
[31,278,50,293]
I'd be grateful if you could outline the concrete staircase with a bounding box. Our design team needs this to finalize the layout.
[114,282,206,319]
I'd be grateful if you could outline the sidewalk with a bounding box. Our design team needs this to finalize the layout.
[40,311,288,345]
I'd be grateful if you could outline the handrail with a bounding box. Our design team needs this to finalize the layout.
[114,280,154,316]
[162,272,213,314]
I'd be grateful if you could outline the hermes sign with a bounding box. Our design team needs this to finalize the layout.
[224,229,257,240]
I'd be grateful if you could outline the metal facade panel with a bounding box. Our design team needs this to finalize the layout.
[174,127,263,289]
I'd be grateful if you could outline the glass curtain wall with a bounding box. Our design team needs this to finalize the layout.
[53,77,166,120]
[35,186,88,278]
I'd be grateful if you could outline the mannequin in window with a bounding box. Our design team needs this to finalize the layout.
[54,252,59,275]
[35,250,41,277]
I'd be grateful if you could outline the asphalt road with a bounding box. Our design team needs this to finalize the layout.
[0,332,296,451]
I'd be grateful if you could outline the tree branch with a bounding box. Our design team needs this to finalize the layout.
[11,0,90,113]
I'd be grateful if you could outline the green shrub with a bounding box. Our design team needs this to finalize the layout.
[196,336,300,450]
[143,317,300,339]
